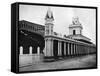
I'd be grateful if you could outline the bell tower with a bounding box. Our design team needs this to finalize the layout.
[45,8,54,36]
[69,17,83,35]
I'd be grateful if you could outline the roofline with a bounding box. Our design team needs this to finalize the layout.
[45,35,95,47]
[19,20,45,27]
[66,34,91,40]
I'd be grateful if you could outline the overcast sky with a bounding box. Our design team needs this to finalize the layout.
[19,5,96,44]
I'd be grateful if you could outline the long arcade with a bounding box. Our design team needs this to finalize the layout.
[44,35,96,58]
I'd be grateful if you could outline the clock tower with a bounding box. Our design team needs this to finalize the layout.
[45,8,54,36]
[69,17,83,35]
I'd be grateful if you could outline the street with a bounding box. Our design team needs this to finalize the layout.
[19,54,96,72]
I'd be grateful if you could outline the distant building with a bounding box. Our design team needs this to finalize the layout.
[66,17,92,44]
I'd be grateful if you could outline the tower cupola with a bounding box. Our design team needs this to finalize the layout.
[69,17,83,35]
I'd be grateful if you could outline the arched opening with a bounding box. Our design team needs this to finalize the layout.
[18,30,45,55]
[29,46,32,54]
[37,46,40,55]
[19,46,23,55]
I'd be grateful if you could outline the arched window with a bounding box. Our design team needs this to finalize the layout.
[73,30,76,35]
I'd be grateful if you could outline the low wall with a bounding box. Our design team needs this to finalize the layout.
[19,54,44,67]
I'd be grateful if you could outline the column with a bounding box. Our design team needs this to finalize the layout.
[60,41,62,56]
[76,44,77,55]
[44,39,47,56]
[29,46,32,55]
[77,45,79,55]
[37,47,40,55]
[45,39,53,57]
[72,44,74,56]
[20,46,23,55]
[71,43,72,55]
[51,39,54,56]
[58,41,60,56]
[79,45,81,55]
[68,43,70,56]
[74,44,75,55]
[72,43,74,55]
[64,42,66,56]
[80,45,81,55]
[58,41,62,56]
[81,45,83,55]
[49,39,53,56]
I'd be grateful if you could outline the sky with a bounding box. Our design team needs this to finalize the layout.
[19,5,96,44]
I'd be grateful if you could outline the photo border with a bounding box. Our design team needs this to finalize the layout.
[11,2,98,74]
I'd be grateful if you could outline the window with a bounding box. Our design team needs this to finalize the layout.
[73,30,76,35]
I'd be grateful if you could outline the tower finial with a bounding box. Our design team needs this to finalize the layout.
[45,7,54,20]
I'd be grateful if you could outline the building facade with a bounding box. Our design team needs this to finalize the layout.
[44,8,96,58]
[19,8,96,59]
